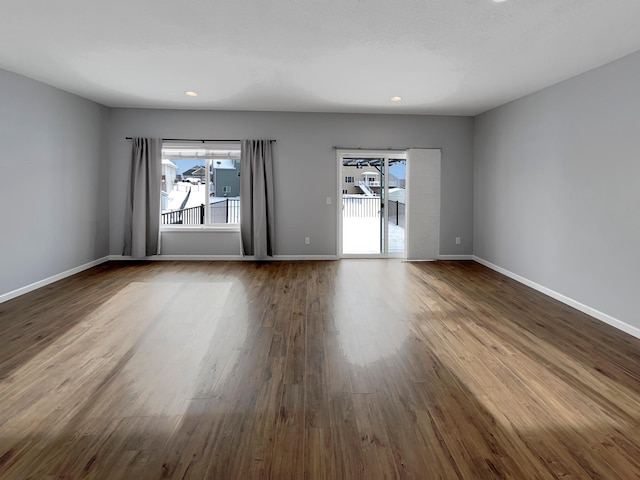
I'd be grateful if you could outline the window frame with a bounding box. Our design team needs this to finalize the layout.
[160,141,241,231]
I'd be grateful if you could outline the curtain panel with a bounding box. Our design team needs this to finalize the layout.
[240,140,275,259]
[123,138,162,257]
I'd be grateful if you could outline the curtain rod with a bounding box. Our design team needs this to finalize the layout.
[333,146,408,152]
[125,137,275,143]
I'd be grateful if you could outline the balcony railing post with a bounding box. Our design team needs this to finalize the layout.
[393,200,399,225]
[200,204,205,224]
[226,198,229,223]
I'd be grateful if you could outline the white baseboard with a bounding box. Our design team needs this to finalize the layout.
[110,254,245,261]
[0,256,110,304]
[438,254,474,260]
[272,255,339,261]
[473,256,640,341]
[109,254,339,262]
[405,255,472,262]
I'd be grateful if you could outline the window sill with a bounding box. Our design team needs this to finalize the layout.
[161,225,240,233]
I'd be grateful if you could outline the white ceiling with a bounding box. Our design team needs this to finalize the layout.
[2,0,640,115]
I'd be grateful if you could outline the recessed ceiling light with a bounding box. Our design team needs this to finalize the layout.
[390,96,402,102]
[493,0,508,3]
[184,91,198,97]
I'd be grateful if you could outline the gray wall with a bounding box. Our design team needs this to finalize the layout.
[0,68,109,297]
[474,51,640,329]
[108,109,474,257]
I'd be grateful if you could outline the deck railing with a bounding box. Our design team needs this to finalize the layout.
[343,196,380,217]
[162,197,401,226]
[388,200,405,228]
[210,198,240,224]
[342,196,405,227]
[161,198,240,225]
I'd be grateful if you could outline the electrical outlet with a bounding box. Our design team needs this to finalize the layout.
[326,196,332,205]
[305,237,310,245]
[455,237,461,245]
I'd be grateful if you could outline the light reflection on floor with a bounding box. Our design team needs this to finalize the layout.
[0,281,239,437]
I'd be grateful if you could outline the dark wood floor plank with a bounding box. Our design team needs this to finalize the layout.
[270,383,305,479]
[351,393,399,480]
[305,427,335,480]
[305,312,330,429]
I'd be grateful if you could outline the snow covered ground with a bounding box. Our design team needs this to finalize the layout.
[164,182,205,211]
[164,182,238,211]
[342,216,405,255]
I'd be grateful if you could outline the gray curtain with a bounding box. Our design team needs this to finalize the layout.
[240,140,275,259]
[123,138,162,257]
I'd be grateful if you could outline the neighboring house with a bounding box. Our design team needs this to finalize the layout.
[161,159,178,192]
[341,165,400,195]
[182,165,206,183]
[211,159,240,197]
[161,159,178,210]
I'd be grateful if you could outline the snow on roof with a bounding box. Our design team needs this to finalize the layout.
[162,159,178,168]
[388,188,406,203]
[212,159,237,170]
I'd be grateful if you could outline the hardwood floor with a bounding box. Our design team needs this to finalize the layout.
[1,260,640,479]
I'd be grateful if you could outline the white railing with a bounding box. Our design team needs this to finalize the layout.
[343,196,380,217]
[359,180,398,188]
[342,196,405,226]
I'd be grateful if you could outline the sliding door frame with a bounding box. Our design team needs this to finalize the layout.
[336,149,407,259]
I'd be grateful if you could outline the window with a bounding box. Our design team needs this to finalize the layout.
[345,176,354,183]
[160,142,241,227]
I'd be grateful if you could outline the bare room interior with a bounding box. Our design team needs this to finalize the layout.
[1,1,640,478]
